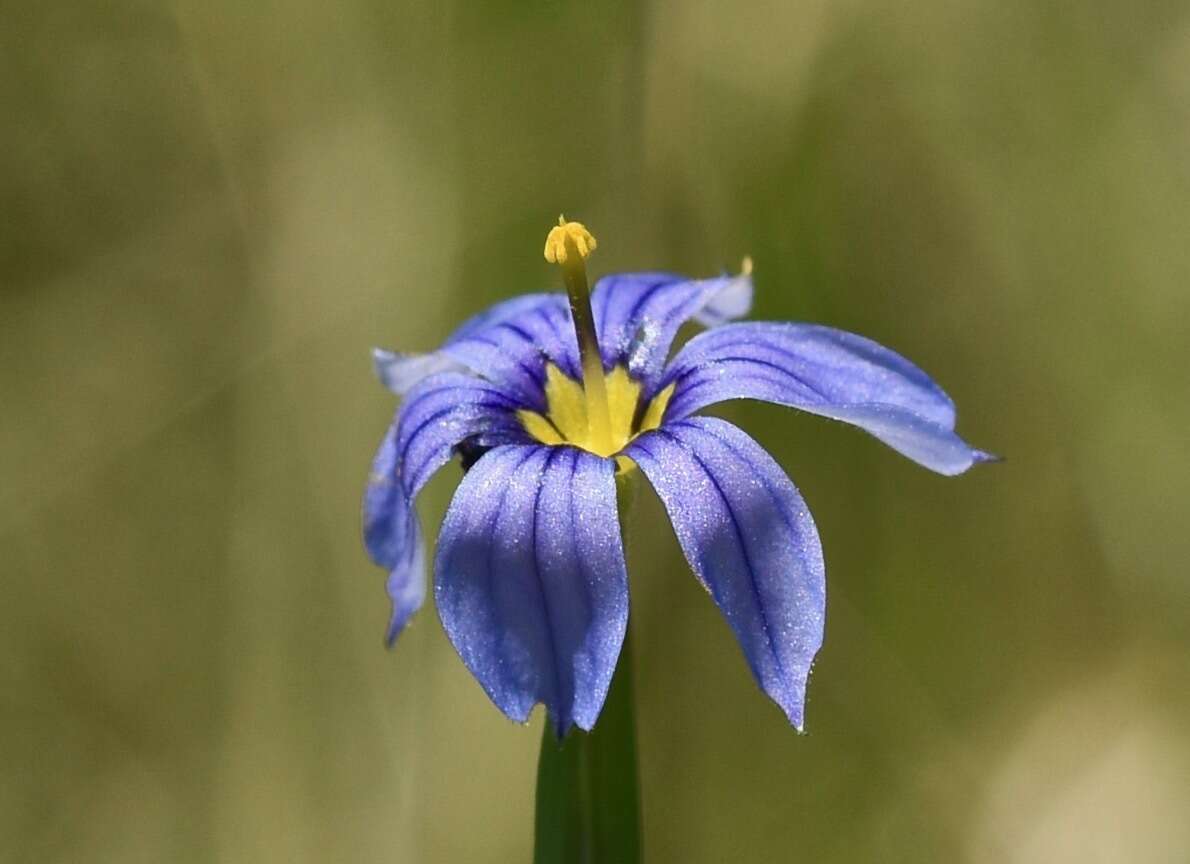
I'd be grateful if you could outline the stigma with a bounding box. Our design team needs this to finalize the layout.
[544,216,597,265]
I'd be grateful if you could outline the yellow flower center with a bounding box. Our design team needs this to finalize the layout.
[518,364,675,462]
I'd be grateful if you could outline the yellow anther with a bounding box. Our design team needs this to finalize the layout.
[544,215,598,265]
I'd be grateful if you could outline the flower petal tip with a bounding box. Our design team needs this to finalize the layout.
[371,347,396,380]
[973,449,1003,465]
[552,715,576,741]
[385,592,421,647]
[778,689,809,732]
[694,269,754,328]
[384,614,408,648]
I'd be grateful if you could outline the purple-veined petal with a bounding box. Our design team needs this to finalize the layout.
[434,444,629,735]
[624,417,825,729]
[364,421,407,573]
[373,270,754,405]
[590,270,753,385]
[373,293,580,405]
[373,348,468,396]
[393,373,527,490]
[363,373,530,643]
[445,292,562,345]
[441,296,580,409]
[657,322,989,476]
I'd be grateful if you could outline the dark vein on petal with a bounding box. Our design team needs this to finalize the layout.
[461,332,548,390]
[652,427,789,688]
[532,448,567,728]
[677,420,802,535]
[398,400,522,489]
[665,328,952,417]
[480,447,541,716]
[567,450,598,629]
[665,349,831,402]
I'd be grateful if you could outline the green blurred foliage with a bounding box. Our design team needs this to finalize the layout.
[3,1,1189,861]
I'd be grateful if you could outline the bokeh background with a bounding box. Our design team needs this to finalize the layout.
[4,1,1189,861]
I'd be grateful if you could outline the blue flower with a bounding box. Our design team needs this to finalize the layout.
[364,220,991,735]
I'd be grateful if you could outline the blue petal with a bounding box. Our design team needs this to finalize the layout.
[624,417,825,729]
[441,296,580,409]
[373,294,580,405]
[656,322,987,476]
[445,293,565,345]
[373,348,467,396]
[363,373,530,643]
[590,270,753,385]
[434,445,629,735]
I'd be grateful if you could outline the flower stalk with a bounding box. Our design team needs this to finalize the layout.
[533,627,640,864]
[533,474,641,864]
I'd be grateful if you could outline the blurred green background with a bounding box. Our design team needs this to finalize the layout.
[4,1,1189,861]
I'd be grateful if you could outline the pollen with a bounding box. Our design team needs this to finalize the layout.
[543,216,597,265]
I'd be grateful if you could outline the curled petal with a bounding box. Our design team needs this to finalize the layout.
[590,270,753,386]
[434,445,629,735]
[363,373,530,643]
[625,417,825,729]
[657,322,990,476]
[363,422,424,637]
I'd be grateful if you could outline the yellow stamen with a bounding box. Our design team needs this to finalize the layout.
[544,215,613,454]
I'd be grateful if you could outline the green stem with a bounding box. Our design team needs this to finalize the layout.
[533,474,641,864]
[533,626,640,864]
